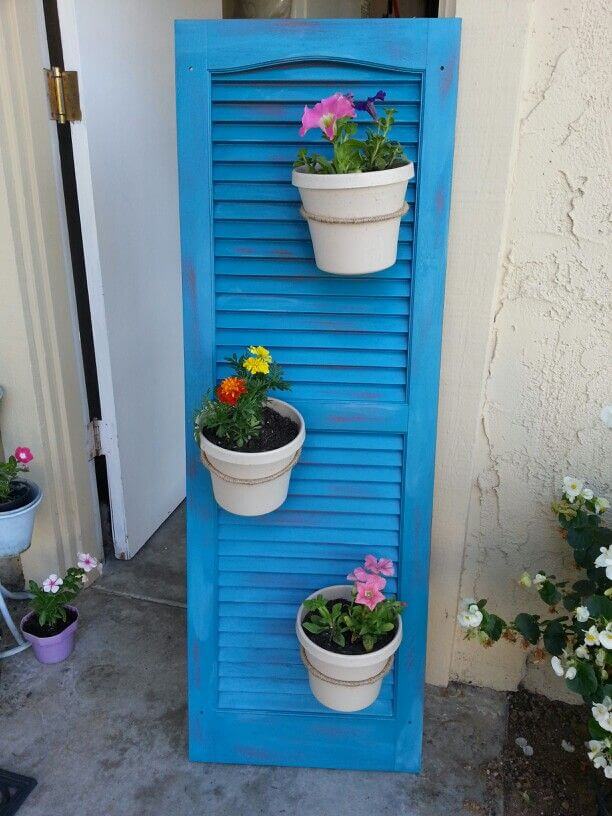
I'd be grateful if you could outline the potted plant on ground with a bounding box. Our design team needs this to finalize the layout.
[457,478,612,794]
[195,345,305,516]
[292,90,415,275]
[0,446,43,559]
[296,555,405,712]
[20,552,99,664]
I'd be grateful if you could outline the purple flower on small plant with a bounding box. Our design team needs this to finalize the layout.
[295,89,407,175]
[354,90,386,120]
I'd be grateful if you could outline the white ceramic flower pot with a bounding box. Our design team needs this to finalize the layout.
[199,398,305,516]
[296,584,402,712]
[0,480,43,558]
[292,163,414,275]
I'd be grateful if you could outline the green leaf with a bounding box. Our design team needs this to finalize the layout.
[588,716,610,740]
[591,683,612,704]
[539,580,561,606]
[587,595,612,620]
[332,632,345,648]
[514,613,541,645]
[543,620,566,656]
[304,596,325,610]
[566,661,598,698]
[302,622,324,634]
[362,635,374,652]
[481,612,505,642]
[573,579,597,595]
[562,592,581,612]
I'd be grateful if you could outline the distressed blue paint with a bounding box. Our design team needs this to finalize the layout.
[176,18,460,772]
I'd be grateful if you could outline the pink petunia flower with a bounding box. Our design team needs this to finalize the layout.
[347,566,369,582]
[354,575,386,611]
[77,553,98,573]
[14,447,33,465]
[42,574,63,594]
[299,93,356,141]
[364,555,395,577]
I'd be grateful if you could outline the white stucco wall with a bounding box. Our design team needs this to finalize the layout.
[450,0,611,695]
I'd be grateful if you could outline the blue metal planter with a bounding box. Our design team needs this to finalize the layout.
[176,18,460,772]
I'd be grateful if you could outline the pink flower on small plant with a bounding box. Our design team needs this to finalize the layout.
[42,574,63,594]
[77,553,98,573]
[347,566,369,582]
[299,93,356,141]
[14,447,33,465]
[355,575,386,611]
[364,555,395,577]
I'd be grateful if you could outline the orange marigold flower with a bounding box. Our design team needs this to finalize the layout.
[216,376,247,406]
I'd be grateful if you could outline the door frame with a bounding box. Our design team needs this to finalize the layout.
[42,0,114,555]
[53,0,129,556]
[0,0,101,581]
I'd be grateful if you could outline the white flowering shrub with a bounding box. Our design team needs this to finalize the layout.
[458,478,611,778]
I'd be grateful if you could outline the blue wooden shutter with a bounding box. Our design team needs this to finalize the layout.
[176,18,460,772]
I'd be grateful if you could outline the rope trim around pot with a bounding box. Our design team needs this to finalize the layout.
[299,201,409,225]
[300,646,394,687]
[200,447,301,485]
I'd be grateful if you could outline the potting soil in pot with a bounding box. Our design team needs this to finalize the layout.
[302,598,398,656]
[201,406,299,453]
[0,479,36,512]
[22,606,78,639]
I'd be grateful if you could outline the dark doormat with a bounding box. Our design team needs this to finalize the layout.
[0,770,37,815]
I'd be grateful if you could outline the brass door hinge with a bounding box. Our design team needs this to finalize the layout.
[45,67,81,124]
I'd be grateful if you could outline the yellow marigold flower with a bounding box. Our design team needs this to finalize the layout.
[243,356,270,375]
[248,345,272,363]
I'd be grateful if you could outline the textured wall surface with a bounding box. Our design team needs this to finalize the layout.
[451,0,611,695]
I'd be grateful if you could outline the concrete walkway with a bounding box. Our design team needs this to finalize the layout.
[0,506,506,816]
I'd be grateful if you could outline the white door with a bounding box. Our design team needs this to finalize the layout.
[57,0,222,558]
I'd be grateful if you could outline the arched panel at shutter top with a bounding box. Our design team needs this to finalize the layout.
[177,18,460,772]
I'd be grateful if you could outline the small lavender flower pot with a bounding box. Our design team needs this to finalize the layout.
[20,605,78,664]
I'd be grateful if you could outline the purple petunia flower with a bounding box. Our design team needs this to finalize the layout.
[355,90,386,120]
